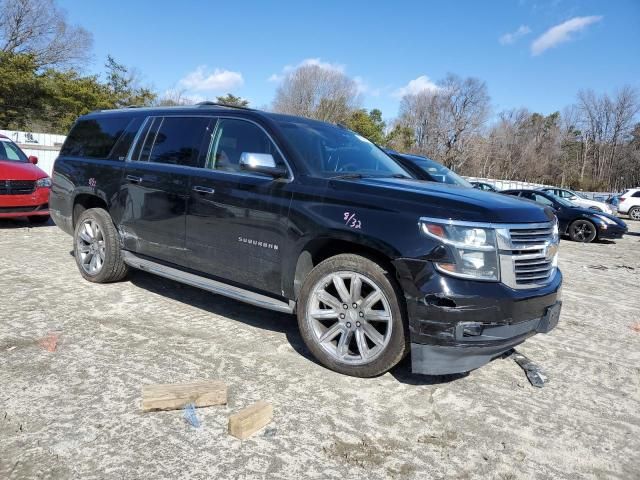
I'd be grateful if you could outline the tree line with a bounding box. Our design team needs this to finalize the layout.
[2,0,638,191]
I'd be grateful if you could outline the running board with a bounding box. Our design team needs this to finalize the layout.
[122,251,295,314]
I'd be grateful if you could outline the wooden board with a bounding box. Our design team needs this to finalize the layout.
[141,380,227,412]
[228,400,273,440]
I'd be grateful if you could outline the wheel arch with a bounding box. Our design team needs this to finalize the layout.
[289,234,400,301]
[72,191,109,228]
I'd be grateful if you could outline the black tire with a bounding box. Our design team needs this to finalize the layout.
[297,254,409,377]
[568,219,597,243]
[629,206,640,221]
[73,208,128,283]
[28,215,50,225]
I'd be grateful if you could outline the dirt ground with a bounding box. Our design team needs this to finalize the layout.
[1,217,639,480]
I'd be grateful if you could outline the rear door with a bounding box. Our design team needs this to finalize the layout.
[119,115,214,265]
[185,117,293,295]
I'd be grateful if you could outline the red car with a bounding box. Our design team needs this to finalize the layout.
[0,134,51,224]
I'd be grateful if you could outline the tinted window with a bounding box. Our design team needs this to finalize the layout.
[61,117,131,158]
[144,117,213,167]
[0,140,28,162]
[109,117,144,160]
[633,191,640,198]
[207,119,284,172]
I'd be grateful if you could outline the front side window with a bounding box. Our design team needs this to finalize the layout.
[0,140,28,162]
[278,120,407,178]
[532,193,555,206]
[206,118,285,173]
[61,117,132,159]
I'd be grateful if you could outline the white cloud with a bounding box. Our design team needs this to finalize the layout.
[392,75,440,98]
[267,57,345,82]
[178,66,244,92]
[531,16,603,55]
[499,25,531,45]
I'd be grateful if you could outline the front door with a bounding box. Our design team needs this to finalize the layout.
[185,117,293,296]
[120,115,214,265]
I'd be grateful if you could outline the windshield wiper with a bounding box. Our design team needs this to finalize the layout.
[330,173,365,180]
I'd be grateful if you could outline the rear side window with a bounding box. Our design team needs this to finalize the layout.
[61,117,132,159]
[133,117,213,167]
[633,191,640,198]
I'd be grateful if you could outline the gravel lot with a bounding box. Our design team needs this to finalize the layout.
[1,218,639,480]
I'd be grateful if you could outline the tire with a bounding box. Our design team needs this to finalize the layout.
[73,208,128,283]
[297,254,409,377]
[568,219,597,243]
[28,215,50,225]
[629,207,640,221]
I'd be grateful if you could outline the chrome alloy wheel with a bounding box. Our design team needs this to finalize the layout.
[630,208,640,221]
[306,271,393,365]
[76,219,106,274]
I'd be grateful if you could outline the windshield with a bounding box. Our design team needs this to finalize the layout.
[405,156,472,187]
[548,193,574,207]
[567,189,585,199]
[0,140,28,163]
[277,121,409,178]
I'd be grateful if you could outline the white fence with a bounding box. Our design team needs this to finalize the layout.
[464,176,551,191]
[1,129,65,177]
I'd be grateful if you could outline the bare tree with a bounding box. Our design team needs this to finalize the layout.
[0,0,92,68]
[272,64,360,123]
[398,74,490,170]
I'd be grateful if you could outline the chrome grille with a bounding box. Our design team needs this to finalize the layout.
[497,222,558,289]
[0,180,36,195]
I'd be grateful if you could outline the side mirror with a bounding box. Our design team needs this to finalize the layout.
[569,196,578,201]
[239,152,287,178]
[28,155,38,164]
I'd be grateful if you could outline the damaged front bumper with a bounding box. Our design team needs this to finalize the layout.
[393,259,562,375]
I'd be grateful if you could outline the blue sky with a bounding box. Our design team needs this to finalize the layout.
[58,0,639,121]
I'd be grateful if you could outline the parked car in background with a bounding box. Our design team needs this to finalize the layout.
[0,134,51,223]
[617,188,640,220]
[50,105,563,378]
[502,189,627,243]
[385,150,473,187]
[539,187,615,214]
[470,181,499,192]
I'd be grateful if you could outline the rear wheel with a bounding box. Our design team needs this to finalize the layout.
[629,207,640,221]
[297,254,408,377]
[73,208,128,283]
[28,215,50,225]
[569,219,597,243]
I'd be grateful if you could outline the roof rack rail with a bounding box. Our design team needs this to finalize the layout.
[195,101,254,111]
[125,105,143,108]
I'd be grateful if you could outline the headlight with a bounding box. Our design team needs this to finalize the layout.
[420,220,500,281]
[36,177,52,188]
[595,214,618,226]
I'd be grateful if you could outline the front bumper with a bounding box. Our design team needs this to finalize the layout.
[0,188,50,218]
[393,259,562,375]
[597,224,627,239]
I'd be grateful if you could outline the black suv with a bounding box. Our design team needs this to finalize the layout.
[50,104,562,378]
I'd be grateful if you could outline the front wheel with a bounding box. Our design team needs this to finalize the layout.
[569,219,597,243]
[297,254,408,377]
[629,207,640,221]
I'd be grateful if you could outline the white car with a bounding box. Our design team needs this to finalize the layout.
[618,188,640,220]
[540,188,615,214]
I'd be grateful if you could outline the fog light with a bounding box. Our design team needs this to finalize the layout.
[461,322,483,337]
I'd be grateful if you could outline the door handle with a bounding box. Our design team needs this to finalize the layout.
[126,175,142,184]
[192,185,215,194]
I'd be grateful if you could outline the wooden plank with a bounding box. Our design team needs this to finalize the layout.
[141,380,227,412]
[228,400,273,440]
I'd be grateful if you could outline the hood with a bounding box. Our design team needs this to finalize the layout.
[0,160,48,180]
[331,177,554,223]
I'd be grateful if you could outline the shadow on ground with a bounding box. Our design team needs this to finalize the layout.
[0,218,51,228]
[127,269,462,386]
